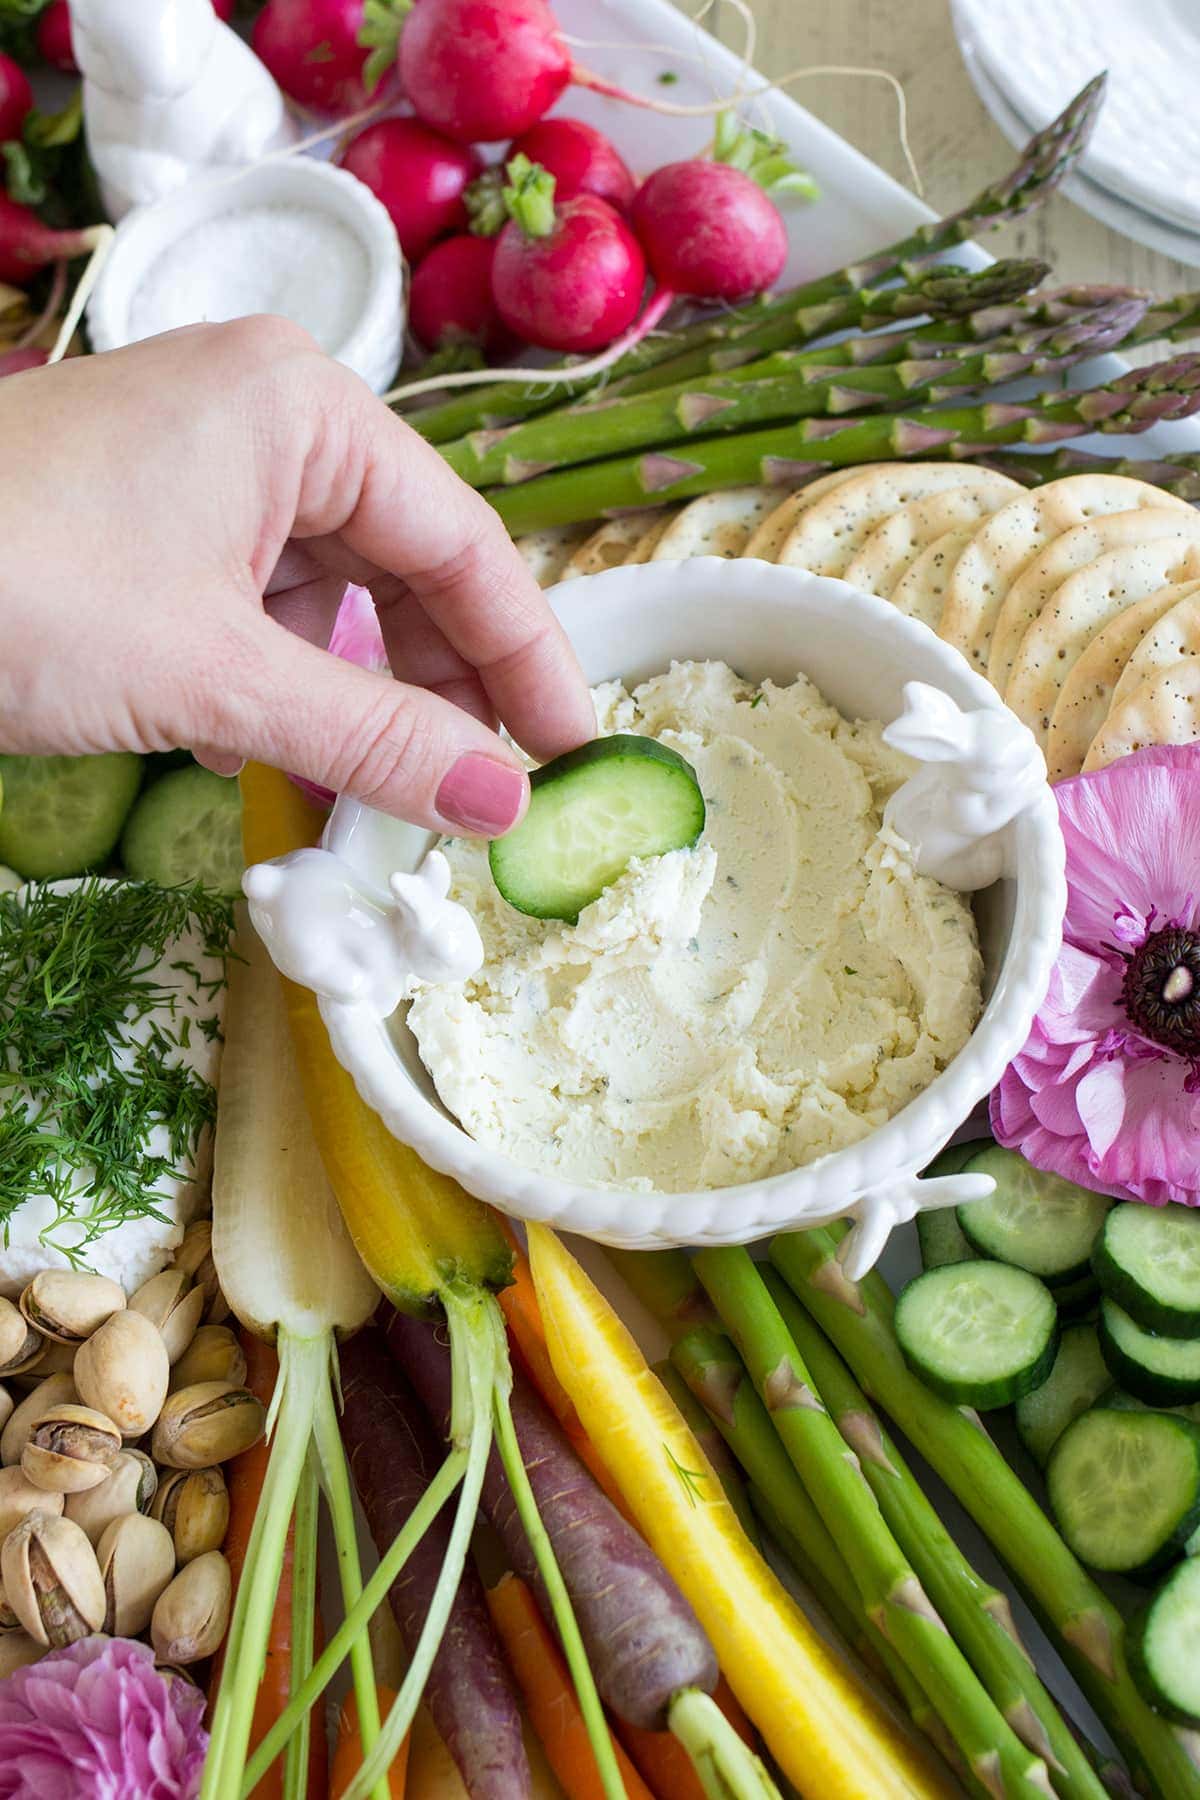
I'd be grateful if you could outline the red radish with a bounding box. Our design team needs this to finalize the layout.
[0,193,102,286]
[211,0,236,18]
[340,117,480,262]
[507,116,635,212]
[0,347,47,379]
[0,53,33,143]
[409,234,511,354]
[491,159,645,354]
[252,0,371,115]
[632,159,788,302]
[35,0,75,72]
[398,0,570,143]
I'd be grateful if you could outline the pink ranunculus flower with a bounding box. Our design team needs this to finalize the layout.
[0,1635,208,1799]
[289,583,391,809]
[991,742,1200,1208]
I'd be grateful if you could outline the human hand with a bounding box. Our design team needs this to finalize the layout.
[0,317,595,835]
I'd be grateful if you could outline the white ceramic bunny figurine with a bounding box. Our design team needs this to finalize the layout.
[72,0,299,222]
[882,681,1048,890]
[242,848,484,1017]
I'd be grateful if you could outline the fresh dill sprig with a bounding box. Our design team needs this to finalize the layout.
[0,880,233,1260]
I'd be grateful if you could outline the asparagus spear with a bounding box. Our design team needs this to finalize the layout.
[652,1358,760,1546]
[978,448,1200,504]
[487,354,1200,534]
[444,297,1145,488]
[758,1267,1107,1800]
[769,1230,1200,1800]
[693,1246,1057,1800]
[403,76,1102,444]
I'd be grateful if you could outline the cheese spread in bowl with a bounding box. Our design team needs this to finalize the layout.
[408,660,983,1193]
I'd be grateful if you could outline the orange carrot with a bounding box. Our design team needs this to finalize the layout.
[209,1334,328,1798]
[332,1688,408,1799]
[484,1573,656,1800]
[614,1718,707,1800]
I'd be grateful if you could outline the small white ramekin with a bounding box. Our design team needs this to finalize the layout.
[312,558,1067,1263]
[87,157,404,395]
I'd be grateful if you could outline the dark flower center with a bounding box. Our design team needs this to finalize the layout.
[1121,926,1200,1055]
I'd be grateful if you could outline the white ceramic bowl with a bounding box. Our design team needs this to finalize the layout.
[88,158,405,395]
[308,559,1067,1258]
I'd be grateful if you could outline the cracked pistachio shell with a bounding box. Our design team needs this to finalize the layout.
[0,1573,19,1630]
[151,1467,230,1565]
[74,1310,170,1438]
[169,1326,247,1393]
[65,1448,157,1545]
[2,1511,105,1647]
[1,1374,77,1467]
[0,1465,64,1538]
[151,1383,265,1470]
[0,1631,42,1676]
[21,1404,121,1494]
[128,1271,206,1366]
[97,1512,176,1637]
[19,1271,124,1346]
[172,1222,228,1325]
[151,1550,231,1664]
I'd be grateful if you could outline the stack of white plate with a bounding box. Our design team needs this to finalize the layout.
[952,0,1200,265]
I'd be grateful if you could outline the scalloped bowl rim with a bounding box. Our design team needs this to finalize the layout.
[318,558,1067,1249]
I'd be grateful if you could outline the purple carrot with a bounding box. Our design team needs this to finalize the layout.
[386,1309,719,1731]
[339,1327,530,1799]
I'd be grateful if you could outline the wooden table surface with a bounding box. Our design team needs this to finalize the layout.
[685,0,1196,359]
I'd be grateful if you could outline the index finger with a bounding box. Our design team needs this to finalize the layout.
[290,360,595,761]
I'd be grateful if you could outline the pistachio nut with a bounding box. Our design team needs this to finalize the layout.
[169,1325,247,1393]
[151,1467,230,1565]
[0,1386,13,1438]
[20,1271,125,1346]
[65,1448,158,1545]
[21,1404,122,1494]
[23,1339,77,1379]
[151,1382,265,1470]
[0,1631,42,1677]
[156,1661,200,1690]
[74,1309,170,1438]
[96,1512,176,1636]
[172,1221,228,1324]
[1,1511,105,1647]
[0,1298,33,1371]
[128,1270,206,1365]
[1,1373,77,1467]
[0,1465,64,1538]
[150,1550,231,1664]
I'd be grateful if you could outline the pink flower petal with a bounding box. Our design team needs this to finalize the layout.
[1056,744,1200,945]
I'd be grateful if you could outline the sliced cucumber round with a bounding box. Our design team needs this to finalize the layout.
[1047,1408,1200,1575]
[120,765,243,896]
[1129,1558,1200,1726]
[1014,1323,1113,1467]
[1093,1203,1200,1339]
[0,752,143,879]
[957,1146,1111,1285]
[1107,1389,1200,1429]
[488,734,705,924]
[1099,1299,1200,1406]
[894,1260,1059,1408]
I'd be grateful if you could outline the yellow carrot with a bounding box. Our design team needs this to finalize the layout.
[526,1224,958,1800]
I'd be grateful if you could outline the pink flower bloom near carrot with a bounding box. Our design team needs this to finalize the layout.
[991,742,1200,1207]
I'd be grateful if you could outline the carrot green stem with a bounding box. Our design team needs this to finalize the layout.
[241,1443,467,1794]
[669,1688,782,1800]
[282,1451,320,1800]
[341,1290,497,1800]
[314,1367,388,1800]
[202,1330,327,1800]
[491,1320,628,1800]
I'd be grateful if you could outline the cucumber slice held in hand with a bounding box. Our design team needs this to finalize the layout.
[0,751,143,879]
[1047,1407,1200,1575]
[894,1260,1059,1408]
[489,734,706,923]
[120,764,243,897]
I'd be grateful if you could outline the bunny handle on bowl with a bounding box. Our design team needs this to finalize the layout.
[242,845,484,1018]
[881,681,1048,891]
[841,1170,996,1280]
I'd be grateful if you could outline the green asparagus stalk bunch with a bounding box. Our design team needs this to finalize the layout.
[402,76,1103,445]
[691,1246,1058,1800]
[770,1230,1200,1800]
[487,353,1200,534]
[980,447,1200,504]
[440,295,1146,489]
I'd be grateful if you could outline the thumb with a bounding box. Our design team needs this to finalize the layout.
[189,624,530,836]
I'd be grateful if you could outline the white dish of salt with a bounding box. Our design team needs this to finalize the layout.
[88,158,405,395]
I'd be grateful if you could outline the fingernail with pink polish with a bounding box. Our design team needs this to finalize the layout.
[436,754,527,835]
